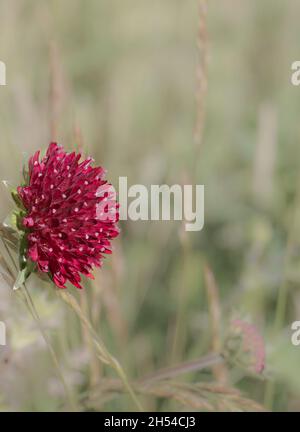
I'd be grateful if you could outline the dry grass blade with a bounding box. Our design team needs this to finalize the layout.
[0,224,18,252]
[81,378,266,412]
[194,0,208,162]
[58,290,144,411]
[203,261,228,383]
[140,352,223,385]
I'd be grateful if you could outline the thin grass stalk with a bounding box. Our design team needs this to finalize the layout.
[80,289,100,387]
[58,290,143,411]
[140,352,223,385]
[171,224,190,363]
[264,169,300,409]
[193,0,208,176]
[21,286,77,411]
[203,262,228,384]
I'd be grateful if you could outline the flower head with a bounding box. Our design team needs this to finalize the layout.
[224,319,265,374]
[15,142,119,289]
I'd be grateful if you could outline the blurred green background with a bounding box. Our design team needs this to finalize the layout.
[1,0,300,412]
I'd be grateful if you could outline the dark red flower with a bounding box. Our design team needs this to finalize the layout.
[16,142,119,289]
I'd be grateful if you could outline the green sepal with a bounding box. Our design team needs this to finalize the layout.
[13,262,36,290]
[19,234,29,270]
[4,209,26,234]
[16,210,27,232]
[11,189,25,211]
[13,243,37,290]
[13,268,28,290]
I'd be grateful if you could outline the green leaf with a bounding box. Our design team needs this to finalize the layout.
[19,234,29,270]
[13,268,27,290]
[0,224,18,252]
[3,212,17,231]
[13,259,36,291]
[1,180,14,191]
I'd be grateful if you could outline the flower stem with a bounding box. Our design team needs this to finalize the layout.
[58,290,143,411]
[140,352,224,385]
